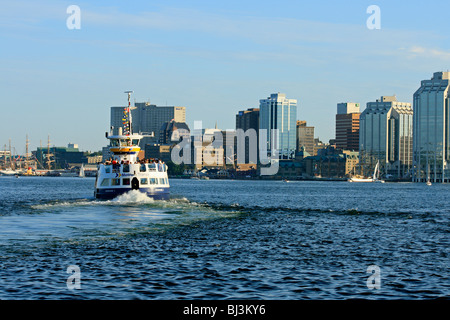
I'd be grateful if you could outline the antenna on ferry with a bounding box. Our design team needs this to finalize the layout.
[124,90,133,135]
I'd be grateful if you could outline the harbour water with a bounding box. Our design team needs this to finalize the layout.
[0,176,448,299]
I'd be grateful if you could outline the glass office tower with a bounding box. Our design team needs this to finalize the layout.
[259,93,297,159]
[359,96,413,178]
[413,71,450,183]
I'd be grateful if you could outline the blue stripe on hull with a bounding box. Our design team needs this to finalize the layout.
[95,187,170,200]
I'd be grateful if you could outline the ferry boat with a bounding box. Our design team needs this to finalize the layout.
[94,91,170,200]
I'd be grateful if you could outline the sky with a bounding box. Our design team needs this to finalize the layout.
[1,0,450,153]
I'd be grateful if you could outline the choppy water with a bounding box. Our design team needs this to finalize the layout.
[0,176,448,299]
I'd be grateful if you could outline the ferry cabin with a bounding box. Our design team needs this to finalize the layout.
[94,134,170,200]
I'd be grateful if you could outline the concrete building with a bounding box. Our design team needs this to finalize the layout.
[259,93,297,159]
[111,102,186,147]
[145,144,172,163]
[413,71,450,183]
[336,102,360,151]
[35,144,87,169]
[159,120,190,145]
[296,120,315,156]
[359,95,413,178]
[235,108,259,165]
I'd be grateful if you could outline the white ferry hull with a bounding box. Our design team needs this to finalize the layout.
[94,162,170,200]
[95,187,169,200]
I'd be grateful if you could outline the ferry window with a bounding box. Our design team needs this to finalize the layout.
[141,178,148,185]
[150,178,157,185]
[159,178,165,185]
[120,139,128,147]
[148,163,156,171]
[157,163,163,172]
[165,178,168,185]
[132,139,139,145]
[105,166,111,173]
[111,140,119,147]
[140,164,146,172]
[122,164,130,173]
[112,179,121,186]
[100,178,110,186]
[123,178,130,186]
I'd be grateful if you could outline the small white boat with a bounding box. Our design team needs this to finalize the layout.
[0,168,19,176]
[79,164,85,178]
[426,164,432,186]
[348,161,384,183]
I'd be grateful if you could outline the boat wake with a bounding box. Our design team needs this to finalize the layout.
[111,190,156,205]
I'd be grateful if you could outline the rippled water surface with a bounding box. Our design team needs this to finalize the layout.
[0,176,448,299]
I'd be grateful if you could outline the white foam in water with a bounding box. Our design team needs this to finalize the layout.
[112,190,156,204]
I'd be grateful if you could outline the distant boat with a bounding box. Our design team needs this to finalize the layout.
[426,164,432,186]
[0,168,19,176]
[79,164,85,178]
[348,161,384,183]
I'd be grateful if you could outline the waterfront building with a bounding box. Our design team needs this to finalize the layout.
[235,108,259,165]
[145,144,172,163]
[359,95,413,178]
[342,150,360,176]
[259,93,297,159]
[159,120,190,145]
[222,129,236,169]
[296,120,315,156]
[35,143,87,169]
[413,71,450,183]
[335,102,360,151]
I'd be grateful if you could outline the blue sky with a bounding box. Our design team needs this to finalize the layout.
[1,0,449,152]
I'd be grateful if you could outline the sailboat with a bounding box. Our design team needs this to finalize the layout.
[426,164,432,186]
[348,161,384,183]
[79,164,85,178]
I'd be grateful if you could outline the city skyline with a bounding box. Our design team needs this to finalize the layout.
[1,1,450,152]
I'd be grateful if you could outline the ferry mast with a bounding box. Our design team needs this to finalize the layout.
[124,90,133,135]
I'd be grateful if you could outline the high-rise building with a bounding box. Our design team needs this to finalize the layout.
[335,102,360,151]
[259,93,297,159]
[235,108,259,165]
[110,102,186,147]
[413,71,450,183]
[159,120,190,145]
[359,95,413,178]
[296,120,315,156]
